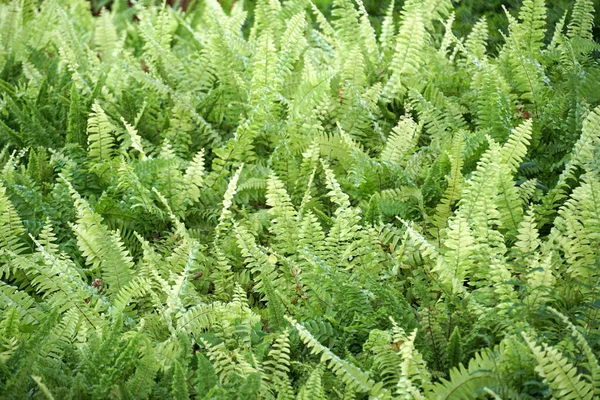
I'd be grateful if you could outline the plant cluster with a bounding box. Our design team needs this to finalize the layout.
[0,0,599,398]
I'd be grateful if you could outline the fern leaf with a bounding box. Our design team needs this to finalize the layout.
[432,344,500,399]
[87,102,116,162]
[0,281,43,326]
[266,173,298,254]
[171,360,190,400]
[568,0,595,40]
[500,119,532,174]
[382,1,426,100]
[434,133,465,228]
[183,149,206,204]
[68,183,134,294]
[548,308,600,397]
[0,182,25,254]
[515,207,541,255]
[287,316,390,397]
[381,116,420,166]
[519,0,547,54]
[523,332,594,400]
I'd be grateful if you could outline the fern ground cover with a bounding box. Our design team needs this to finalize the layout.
[0,0,599,398]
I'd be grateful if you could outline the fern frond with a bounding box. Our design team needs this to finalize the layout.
[434,132,465,228]
[567,0,595,40]
[171,359,190,400]
[214,164,244,241]
[87,102,116,163]
[437,215,475,294]
[432,343,500,399]
[266,173,298,254]
[500,119,532,174]
[381,117,420,166]
[287,316,390,397]
[515,207,541,256]
[67,181,134,294]
[519,0,547,54]
[297,365,328,400]
[0,182,26,254]
[382,1,426,100]
[111,277,153,315]
[464,17,488,61]
[548,308,600,397]
[0,281,43,326]
[264,329,294,398]
[523,332,594,400]
[379,0,396,63]
[183,149,206,204]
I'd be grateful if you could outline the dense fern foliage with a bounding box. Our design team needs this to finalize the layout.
[0,0,599,398]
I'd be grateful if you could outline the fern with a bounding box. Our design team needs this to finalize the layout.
[87,102,116,163]
[0,0,599,397]
[287,316,390,398]
[523,331,595,400]
[567,0,595,40]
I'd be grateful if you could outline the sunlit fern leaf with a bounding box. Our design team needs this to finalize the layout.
[381,116,420,167]
[548,308,600,397]
[0,181,26,254]
[567,0,595,40]
[266,173,298,254]
[87,102,116,163]
[287,316,390,398]
[523,331,595,400]
[66,179,134,295]
[382,0,427,100]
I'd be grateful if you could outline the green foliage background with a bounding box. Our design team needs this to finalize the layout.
[0,0,599,398]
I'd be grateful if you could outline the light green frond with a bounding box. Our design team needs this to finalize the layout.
[515,207,541,256]
[518,179,539,203]
[0,182,25,254]
[568,0,595,40]
[379,0,396,62]
[287,316,390,398]
[264,329,294,398]
[250,30,279,103]
[297,366,327,400]
[111,277,153,315]
[500,119,532,173]
[177,302,228,336]
[37,219,59,255]
[363,329,401,388]
[215,164,244,240]
[437,215,475,293]
[382,2,426,100]
[68,183,134,294]
[554,174,600,286]
[525,254,556,307]
[548,308,600,397]
[32,376,55,400]
[321,160,351,210]
[183,149,206,204]
[431,343,501,399]
[381,117,420,166]
[434,132,465,228]
[523,331,594,400]
[518,0,547,54]
[87,102,116,163]
[266,173,298,254]
[464,17,488,61]
[355,0,378,63]
[489,258,518,311]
